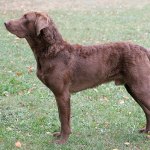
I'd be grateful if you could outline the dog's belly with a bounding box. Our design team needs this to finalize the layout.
[70,75,124,93]
[69,59,123,93]
[70,80,102,93]
[70,68,106,93]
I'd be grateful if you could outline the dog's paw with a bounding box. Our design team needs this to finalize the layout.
[54,139,67,144]
[139,128,150,133]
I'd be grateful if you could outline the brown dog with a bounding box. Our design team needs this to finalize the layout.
[5,12,150,144]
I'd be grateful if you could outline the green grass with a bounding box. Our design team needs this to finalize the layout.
[1,1,150,150]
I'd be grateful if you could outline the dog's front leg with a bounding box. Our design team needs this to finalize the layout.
[53,90,71,144]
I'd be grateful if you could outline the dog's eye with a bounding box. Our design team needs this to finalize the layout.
[23,14,30,24]
[24,14,27,19]
[24,20,30,26]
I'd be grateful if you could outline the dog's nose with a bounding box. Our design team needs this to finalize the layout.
[4,21,10,27]
[4,22,8,27]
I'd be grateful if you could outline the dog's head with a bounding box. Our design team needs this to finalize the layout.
[4,12,50,38]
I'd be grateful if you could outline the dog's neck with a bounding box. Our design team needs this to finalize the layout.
[42,25,64,45]
[25,25,65,57]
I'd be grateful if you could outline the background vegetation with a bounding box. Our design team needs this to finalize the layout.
[0,0,150,149]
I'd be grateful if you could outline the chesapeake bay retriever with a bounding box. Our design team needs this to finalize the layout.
[4,12,150,144]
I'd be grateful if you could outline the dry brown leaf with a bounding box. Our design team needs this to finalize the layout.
[27,87,36,94]
[15,141,21,148]
[27,66,34,73]
[16,72,23,76]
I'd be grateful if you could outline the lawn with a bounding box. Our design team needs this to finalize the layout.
[0,0,150,149]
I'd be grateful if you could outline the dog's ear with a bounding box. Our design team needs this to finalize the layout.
[35,13,49,36]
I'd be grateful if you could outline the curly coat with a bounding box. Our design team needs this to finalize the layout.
[5,12,150,144]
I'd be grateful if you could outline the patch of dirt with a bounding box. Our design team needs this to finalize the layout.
[0,0,150,13]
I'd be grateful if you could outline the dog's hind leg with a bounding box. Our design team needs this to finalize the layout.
[124,84,150,133]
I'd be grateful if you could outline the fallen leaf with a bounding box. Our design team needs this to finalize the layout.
[27,66,34,73]
[147,135,150,139]
[27,87,35,94]
[103,96,108,101]
[16,72,23,76]
[46,132,52,135]
[124,142,130,146]
[15,141,21,148]
[123,96,129,99]
[2,91,9,97]
[93,88,98,92]
[104,121,109,127]
[118,100,124,105]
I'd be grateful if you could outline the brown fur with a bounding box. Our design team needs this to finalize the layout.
[5,12,150,144]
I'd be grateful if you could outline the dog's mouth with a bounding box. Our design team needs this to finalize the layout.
[4,22,26,38]
[4,22,15,33]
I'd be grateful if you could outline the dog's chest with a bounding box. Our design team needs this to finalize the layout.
[36,58,55,85]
